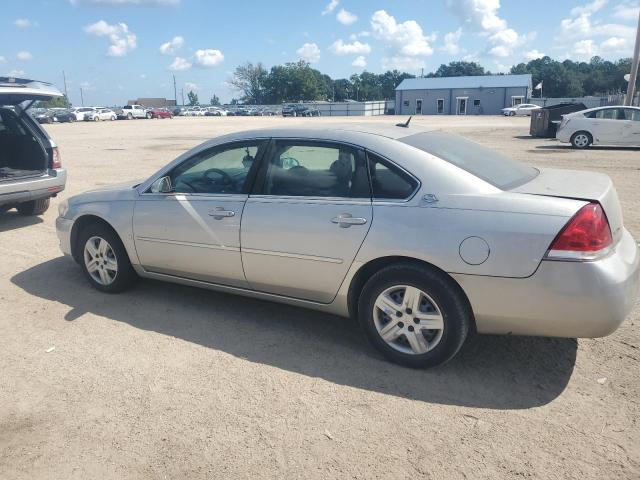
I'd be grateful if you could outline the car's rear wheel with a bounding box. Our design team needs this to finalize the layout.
[94,116,100,122]
[146,112,152,119]
[508,111,515,116]
[77,223,137,293]
[127,113,133,120]
[16,198,50,216]
[358,264,471,368]
[571,131,592,149]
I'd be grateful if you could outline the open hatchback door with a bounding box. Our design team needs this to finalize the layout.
[0,77,66,215]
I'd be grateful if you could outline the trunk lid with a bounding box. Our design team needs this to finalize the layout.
[0,77,63,106]
[512,168,624,244]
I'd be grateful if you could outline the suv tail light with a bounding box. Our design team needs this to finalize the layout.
[546,202,613,261]
[52,147,62,169]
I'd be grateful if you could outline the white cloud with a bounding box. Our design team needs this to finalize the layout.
[371,10,435,57]
[556,0,636,58]
[570,0,607,16]
[524,49,546,60]
[352,56,367,68]
[612,1,640,20]
[169,56,191,71]
[296,42,321,63]
[337,9,358,25]
[5,69,25,77]
[70,0,179,5]
[322,0,339,15]
[446,0,534,58]
[159,36,184,55]
[140,73,147,78]
[14,18,36,28]
[184,82,198,91]
[84,20,137,57]
[441,28,463,54]
[17,51,33,61]
[194,49,224,67]
[0,56,5,64]
[329,39,371,55]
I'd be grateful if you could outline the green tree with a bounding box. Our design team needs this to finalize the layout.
[429,61,486,77]
[187,90,199,106]
[210,93,220,106]
[229,62,268,104]
[36,95,71,109]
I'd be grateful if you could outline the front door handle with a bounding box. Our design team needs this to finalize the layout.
[331,213,367,228]
[209,207,235,219]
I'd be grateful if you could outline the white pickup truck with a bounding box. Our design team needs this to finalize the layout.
[116,104,150,120]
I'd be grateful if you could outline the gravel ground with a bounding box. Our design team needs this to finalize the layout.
[1,115,638,479]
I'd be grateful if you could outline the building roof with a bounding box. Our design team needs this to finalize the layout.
[396,74,532,91]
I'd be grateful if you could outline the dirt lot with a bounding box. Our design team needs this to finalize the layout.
[1,115,639,479]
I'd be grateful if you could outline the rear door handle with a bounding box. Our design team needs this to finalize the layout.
[332,213,367,228]
[209,207,235,219]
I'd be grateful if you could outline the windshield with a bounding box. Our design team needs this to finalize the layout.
[398,131,538,190]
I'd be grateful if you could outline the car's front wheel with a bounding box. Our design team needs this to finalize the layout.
[77,223,137,293]
[358,264,471,368]
[570,131,592,149]
[16,198,50,216]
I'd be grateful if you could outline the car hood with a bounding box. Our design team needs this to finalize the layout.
[69,180,143,204]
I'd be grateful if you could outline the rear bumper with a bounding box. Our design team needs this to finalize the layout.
[555,128,572,143]
[454,228,640,338]
[0,169,67,207]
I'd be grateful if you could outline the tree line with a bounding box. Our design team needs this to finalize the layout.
[223,56,636,105]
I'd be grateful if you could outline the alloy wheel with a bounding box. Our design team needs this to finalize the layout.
[573,133,590,147]
[373,285,444,355]
[84,236,118,286]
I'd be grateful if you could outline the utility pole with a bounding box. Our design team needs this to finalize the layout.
[173,74,177,105]
[80,87,84,107]
[421,68,424,78]
[625,9,640,106]
[62,70,69,104]
[181,87,185,106]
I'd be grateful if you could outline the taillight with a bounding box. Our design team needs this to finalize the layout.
[546,202,613,261]
[52,147,62,169]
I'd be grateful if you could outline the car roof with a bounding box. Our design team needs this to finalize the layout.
[0,77,63,105]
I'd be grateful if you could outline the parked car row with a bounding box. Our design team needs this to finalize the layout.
[282,104,320,117]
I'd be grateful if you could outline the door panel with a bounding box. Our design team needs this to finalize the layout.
[134,194,248,287]
[241,139,372,303]
[241,197,371,302]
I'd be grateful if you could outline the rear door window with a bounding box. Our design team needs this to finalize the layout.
[260,140,369,198]
[366,152,418,200]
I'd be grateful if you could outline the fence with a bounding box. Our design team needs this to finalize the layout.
[530,93,639,108]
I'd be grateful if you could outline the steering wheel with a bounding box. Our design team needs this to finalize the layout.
[201,168,236,187]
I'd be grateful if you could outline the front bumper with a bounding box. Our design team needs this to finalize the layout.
[454,228,640,338]
[56,215,74,257]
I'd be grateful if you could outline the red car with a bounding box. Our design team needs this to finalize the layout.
[149,108,173,119]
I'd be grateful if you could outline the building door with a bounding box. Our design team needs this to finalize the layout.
[415,99,423,115]
[436,99,444,114]
[456,97,467,115]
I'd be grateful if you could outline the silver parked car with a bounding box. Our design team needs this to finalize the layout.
[55,125,639,367]
[1,77,67,216]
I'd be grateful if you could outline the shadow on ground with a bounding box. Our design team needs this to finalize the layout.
[12,257,578,410]
[535,144,640,152]
[0,211,43,233]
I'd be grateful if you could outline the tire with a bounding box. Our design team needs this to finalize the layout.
[94,116,100,122]
[358,263,471,368]
[16,198,50,216]
[76,223,137,293]
[508,111,515,116]
[146,112,152,119]
[111,116,116,121]
[127,113,133,120]
[570,131,592,149]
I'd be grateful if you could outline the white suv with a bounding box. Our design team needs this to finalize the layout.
[0,77,67,216]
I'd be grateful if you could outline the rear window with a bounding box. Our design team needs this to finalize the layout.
[398,131,538,190]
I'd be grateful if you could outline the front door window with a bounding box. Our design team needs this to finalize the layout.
[416,99,423,115]
[436,99,444,114]
[457,98,467,115]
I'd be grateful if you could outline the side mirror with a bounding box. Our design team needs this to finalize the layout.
[150,176,173,194]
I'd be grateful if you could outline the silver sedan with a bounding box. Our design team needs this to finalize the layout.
[56,125,640,368]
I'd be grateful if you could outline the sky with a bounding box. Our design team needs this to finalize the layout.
[1,0,638,105]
